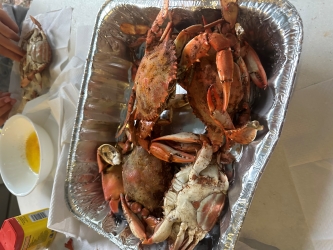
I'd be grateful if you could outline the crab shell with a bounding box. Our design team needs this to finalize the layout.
[144,143,229,249]
[20,16,52,88]
[122,146,173,214]
[116,0,178,141]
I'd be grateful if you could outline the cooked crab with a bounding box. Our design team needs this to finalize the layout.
[20,16,52,88]
[121,141,229,249]
[116,0,177,142]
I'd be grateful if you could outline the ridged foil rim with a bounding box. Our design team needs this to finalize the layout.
[65,0,303,249]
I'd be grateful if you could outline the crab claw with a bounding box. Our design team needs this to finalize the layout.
[179,33,211,70]
[120,194,147,242]
[225,120,263,144]
[101,165,124,214]
[174,24,205,59]
[241,41,268,89]
[149,132,207,163]
[207,85,235,130]
[152,132,202,144]
[142,211,176,245]
[215,48,234,112]
[96,144,124,214]
[150,142,196,163]
[97,144,122,173]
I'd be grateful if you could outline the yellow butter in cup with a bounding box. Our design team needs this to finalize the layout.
[26,131,40,174]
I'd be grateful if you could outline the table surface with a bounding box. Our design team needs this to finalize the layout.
[18,0,333,249]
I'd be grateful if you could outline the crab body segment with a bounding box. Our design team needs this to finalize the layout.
[144,142,229,249]
[20,16,52,88]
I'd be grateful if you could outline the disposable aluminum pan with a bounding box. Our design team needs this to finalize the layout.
[65,0,303,249]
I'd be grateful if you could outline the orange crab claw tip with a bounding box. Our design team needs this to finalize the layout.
[152,132,201,143]
[109,199,120,214]
[142,238,154,245]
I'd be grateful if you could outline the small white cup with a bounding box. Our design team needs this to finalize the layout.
[0,114,54,196]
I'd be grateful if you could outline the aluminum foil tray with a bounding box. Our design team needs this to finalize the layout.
[65,0,303,249]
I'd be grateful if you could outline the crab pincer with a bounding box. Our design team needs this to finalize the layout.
[241,41,268,89]
[120,194,147,242]
[97,144,124,214]
[177,18,234,112]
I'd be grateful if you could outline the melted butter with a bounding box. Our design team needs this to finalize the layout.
[26,132,40,174]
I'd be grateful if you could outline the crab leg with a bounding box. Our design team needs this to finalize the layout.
[189,141,213,178]
[30,16,43,30]
[152,132,203,144]
[120,194,147,242]
[174,24,205,59]
[241,41,268,89]
[173,224,186,249]
[179,32,231,71]
[96,144,125,214]
[179,24,234,111]
[149,132,209,163]
[146,0,170,48]
[236,56,250,102]
[149,142,196,163]
[225,120,263,144]
[207,85,235,130]
[143,210,177,244]
[102,167,124,214]
[179,227,195,250]
[226,62,244,116]
[236,56,252,126]
[215,48,234,111]
[186,235,203,250]
[116,88,136,138]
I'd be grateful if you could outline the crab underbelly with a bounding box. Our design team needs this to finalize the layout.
[30,41,51,63]
[177,182,218,204]
[173,185,222,231]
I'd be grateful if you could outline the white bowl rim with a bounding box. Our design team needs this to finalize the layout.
[0,114,53,196]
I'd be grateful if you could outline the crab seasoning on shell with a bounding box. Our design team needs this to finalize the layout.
[112,0,266,247]
[20,15,52,90]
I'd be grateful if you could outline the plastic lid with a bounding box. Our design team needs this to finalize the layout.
[0,218,24,250]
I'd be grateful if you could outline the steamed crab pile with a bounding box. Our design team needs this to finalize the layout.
[97,0,267,248]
